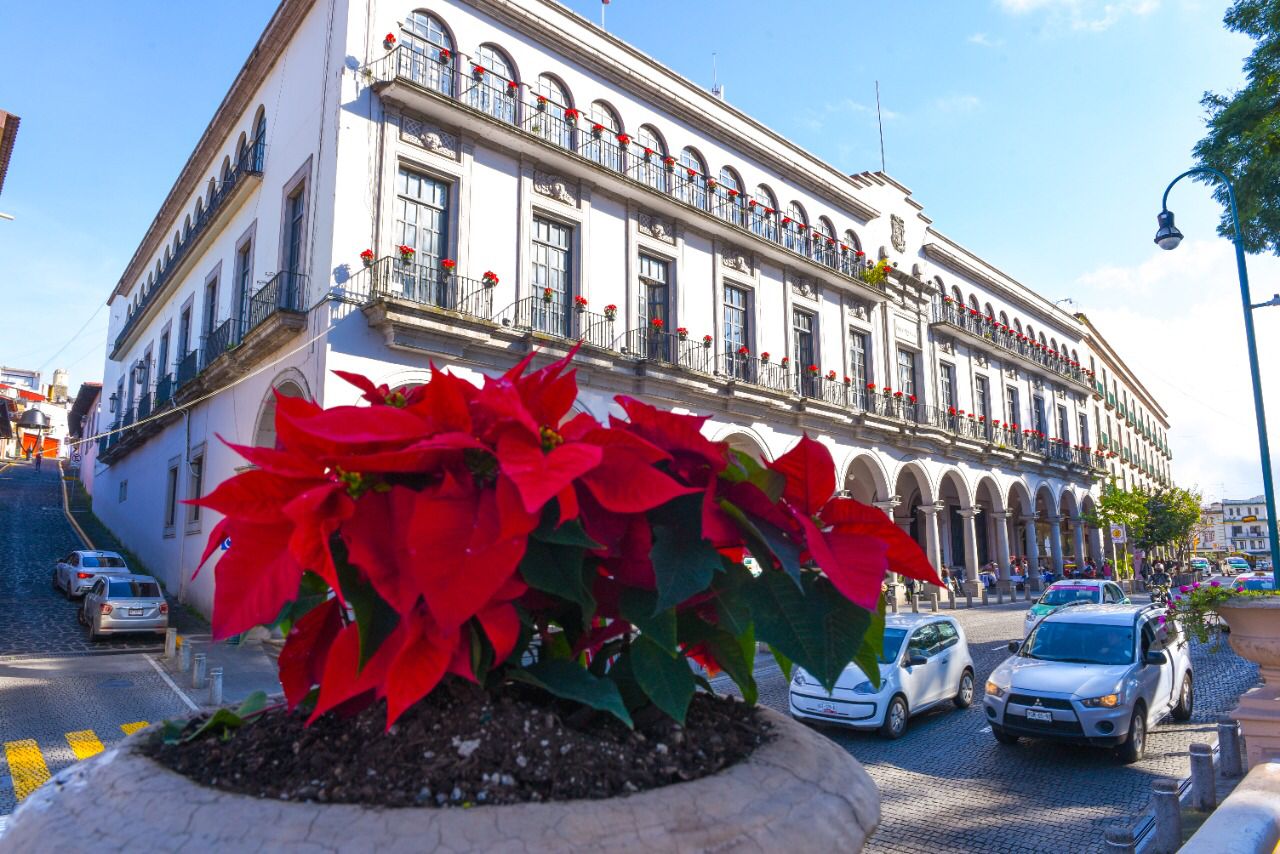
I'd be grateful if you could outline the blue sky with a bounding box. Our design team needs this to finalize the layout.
[1,0,1276,500]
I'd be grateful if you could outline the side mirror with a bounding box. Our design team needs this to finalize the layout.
[1144,650,1167,666]
[1008,641,1020,653]
[907,654,928,667]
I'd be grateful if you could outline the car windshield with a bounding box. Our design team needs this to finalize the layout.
[1039,587,1098,606]
[107,580,161,598]
[1229,560,1250,568]
[879,629,907,664]
[1025,622,1134,665]
[81,555,126,568]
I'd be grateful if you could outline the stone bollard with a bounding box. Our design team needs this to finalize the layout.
[996,588,1004,605]
[1218,719,1243,778]
[179,641,192,673]
[910,594,919,614]
[965,593,973,609]
[948,591,958,610]
[929,593,939,612]
[1189,743,1216,811]
[1103,822,1135,854]
[191,653,207,690]
[163,628,178,660]
[980,589,989,606]
[888,595,898,614]
[209,667,224,707]
[1152,778,1182,854]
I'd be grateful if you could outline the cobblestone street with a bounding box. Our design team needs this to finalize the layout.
[719,598,1260,854]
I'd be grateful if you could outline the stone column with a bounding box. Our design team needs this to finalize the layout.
[991,510,1012,593]
[1090,524,1105,565]
[959,508,982,595]
[919,504,943,594]
[1070,517,1087,571]
[1023,513,1040,577]
[875,499,903,592]
[1047,514,1065,576]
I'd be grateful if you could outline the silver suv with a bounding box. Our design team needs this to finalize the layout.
[984,603,1193,762]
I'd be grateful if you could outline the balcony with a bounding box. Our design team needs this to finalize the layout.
[364,50,883,301]
[1106,392,1116,410]
[99,271,307,465]
[930,303,1093,390]
[111,138,266,360]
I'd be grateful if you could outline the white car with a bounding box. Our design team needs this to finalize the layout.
[52,550,132,598]
[789,614,976,739]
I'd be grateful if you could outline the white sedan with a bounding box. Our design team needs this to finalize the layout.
[52,550,132,598]
[788,614,976,739]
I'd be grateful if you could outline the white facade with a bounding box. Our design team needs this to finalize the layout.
[1221,496,1272,557]
[88,0,1172,616]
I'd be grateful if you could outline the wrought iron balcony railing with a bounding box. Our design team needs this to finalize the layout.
[365,49,881,293]
[616,329,715,374]
[932,303,1092,388]
[175,349,199,389]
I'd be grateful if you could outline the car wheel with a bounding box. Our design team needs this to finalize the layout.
[62,576,75,599]
[1171,672,1194,721]
[77,606,86,626]
[86,615,99,641]
[992,726,1020,746]
[879,695,909,739]
[954,669,975,709]
[1117,705,1147,764]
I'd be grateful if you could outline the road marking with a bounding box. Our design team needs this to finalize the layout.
[119,721,149,736]
[144,655,200,712]
[4,740,50,801]
[64,730,104,761]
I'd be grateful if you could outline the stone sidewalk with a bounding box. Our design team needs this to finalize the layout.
[154,632,283,710]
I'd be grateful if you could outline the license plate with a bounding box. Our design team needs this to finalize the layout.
[128,608,144,616]
[1026,709,1053,722]
[820,703,837,715]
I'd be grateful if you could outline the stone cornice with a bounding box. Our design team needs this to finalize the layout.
[921,232,1084,340]
[111,0,319,302]
[464,0,881,224]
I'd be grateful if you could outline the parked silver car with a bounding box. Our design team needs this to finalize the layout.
[78,575,169,640]
[52,550,131,598]
[984,603,1193,763]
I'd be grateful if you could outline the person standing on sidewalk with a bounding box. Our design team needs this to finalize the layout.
[34,448,43,471]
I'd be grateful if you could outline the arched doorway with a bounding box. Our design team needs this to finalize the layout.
[253,379,307,449]
[842,452,889,506]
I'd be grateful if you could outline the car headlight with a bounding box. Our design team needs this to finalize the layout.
[1080,693,1120,708]
[851,680,878,694]
[985,680,1007,699]
[1026,611,1036,620]
[792,671,806,687]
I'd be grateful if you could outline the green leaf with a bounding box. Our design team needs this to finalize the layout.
[619,587,677,654]
[712,563,754,636]
[335,547,399,667]
[850,597,886,689]
[235,690,269,717]
[649,495,721,612]
[534,502,605,549]
[742,570,875,693]
[677,613,757,705]
[272,571,332,635]
[769,644,793,682]
[540,627,574,661]
[519,540,596,620]
[606,649,649,711]
[722,449,785,502]
[631,636,697,724]
[509,660,633,727]
[717,498,803,587]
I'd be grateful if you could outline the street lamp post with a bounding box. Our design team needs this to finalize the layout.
[1155,167,1280,585]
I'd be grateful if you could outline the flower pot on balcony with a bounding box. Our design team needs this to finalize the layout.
[2,708,880,853]
[1219,596,1280,767]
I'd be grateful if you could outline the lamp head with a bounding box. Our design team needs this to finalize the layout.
[1154,210,1183,250]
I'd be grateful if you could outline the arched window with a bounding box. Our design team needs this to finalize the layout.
[155,260,162,281]
[1039,332,1048,346]
[718,167,744,225]
[678,147,708,210]
[751,184,778,240]
[1071,348,1079,364]
[636,124,667,191]
[146,272,154,295]
[250,108,267,169]
[984,302,995,321]
[783,201,808,253]
[816,217,837,267]
[1014,318,1023,335]
[471,44,518,124]
[843,230,863,275]
[1050,337,1059,356]
[220,157,232,188]
[402,11,454,95]
[183,215,192,242]
[533,74,573,148]
[585,101,623,171]
[999,310,1009,328]
[206,178,216,207]
[968,294,980,313]
[194,198,204,227]
[236,132,249,170]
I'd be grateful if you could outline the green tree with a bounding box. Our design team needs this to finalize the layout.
[1084,479,1150,577]
[1142,486,1204,561]
[1193,0,1280,255]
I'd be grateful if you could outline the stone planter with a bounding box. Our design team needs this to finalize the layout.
[2,707,879,852]
[1221,596,1280,767]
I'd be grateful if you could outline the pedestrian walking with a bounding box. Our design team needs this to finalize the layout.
[34,450,42,471]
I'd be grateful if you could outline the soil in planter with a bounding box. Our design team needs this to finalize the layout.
[142,683,772,808]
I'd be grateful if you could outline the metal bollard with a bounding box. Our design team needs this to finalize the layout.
[191,653,207,690]
[208,667,224,707]
[179,641,192,673]
[163,628,178,660]
[1218,719,1243,778]
[1152,778,1182,854]
[1103,822,1135,854]
[910,594,919,613]
[1189,742,1216,810]
[965,593,973,609]
[930,593,939,612]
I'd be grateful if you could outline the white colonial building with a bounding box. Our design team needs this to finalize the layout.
[84,0,1173,616]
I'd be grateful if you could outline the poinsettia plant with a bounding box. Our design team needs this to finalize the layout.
[193,350,939,729]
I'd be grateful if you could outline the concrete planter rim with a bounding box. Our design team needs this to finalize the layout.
[2,705,880,852]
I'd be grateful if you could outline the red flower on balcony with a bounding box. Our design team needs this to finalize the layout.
[686,168,698,179]
[826,370,837,381]
[797,223,808,231]
[383,33,397,48]
[893,391,903,398]
[908,394,917,404]
[397,245,415,261]
[650,317,664,330]
[536,95,548,106]
[616,133,631,146]
[676,327,689,340]
[867,382,877,391]
[438,48,451,62]
[663,155,676,167]
[780,357,791,367]
[573,295,589,308]
[855,250,866,257]
[643,146,654,158]
[482,271,499,286]
[359,249,375,263]
[703,334,713,345]
[883,387,892,395]
[440,258,456,270]
[737,345,749,356]
[542,287,555,303]
[781,216,792,225]
[591,123,605,135]
[603,304,618,320]
[564,108,580,121]
[507,80,519,91]
[948,407,956,416]
[473,65,486,77]
[748,199,758,207]
[760,351,770,361]
[764,207,775,215]
[728,188,740,197]
[843,376,852,385]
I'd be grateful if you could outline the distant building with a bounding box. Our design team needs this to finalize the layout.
[0,109,19,197]
[1220,495,1271,559]
[0,366,40,392]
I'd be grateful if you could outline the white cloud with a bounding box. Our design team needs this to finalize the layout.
[1072,239,1280,502]
[995,0,1159,31]
[934,94,982,113]
[968,33,1005,47]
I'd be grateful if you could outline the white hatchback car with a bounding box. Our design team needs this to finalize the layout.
[788,614,976,739]
[52,550,132,598]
